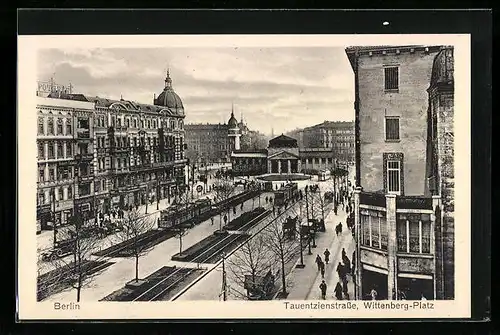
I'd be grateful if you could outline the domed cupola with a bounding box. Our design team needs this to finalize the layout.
[227,103,239,129]
[154,69,184,113]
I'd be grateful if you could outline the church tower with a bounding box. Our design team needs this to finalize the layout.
[227,103,241,151]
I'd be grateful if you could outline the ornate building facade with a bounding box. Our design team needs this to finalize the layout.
[36,72,188,231]
[345,45,454,301]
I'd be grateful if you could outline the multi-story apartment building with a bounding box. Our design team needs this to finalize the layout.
[345,45,454,300]
[184,107,242,165]
[300,121,355,164]
[36,71,188,231]
[36,95,96,230]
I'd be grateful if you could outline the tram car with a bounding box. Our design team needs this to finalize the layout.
[274,182,299,207]
[159,198,212,229]
[318,169,331,181]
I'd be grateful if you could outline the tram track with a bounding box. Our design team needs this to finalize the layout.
[133,199,301,302]
[37,190,265,301]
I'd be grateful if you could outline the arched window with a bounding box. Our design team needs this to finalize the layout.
[58,187,63,200]
[67,186,73,199]
[38,143,44,159]
[38,117,44,135]
[47,117,54,135]
[66,119,72,135]
[57,142,63,158]
[126,118,130,128]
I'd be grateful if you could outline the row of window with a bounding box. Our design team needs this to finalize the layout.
[96,135,179,149]
[94,115,183,130]
[38,116,72,136]
[37,186,73,205]
[233,158,267,165]
[38,141,73,160]
[302,157,337,165]
[38,164,92,183]
[360,210,431,254]
[38,169,178,205]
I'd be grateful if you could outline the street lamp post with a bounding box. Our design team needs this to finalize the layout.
[295,203,305,269]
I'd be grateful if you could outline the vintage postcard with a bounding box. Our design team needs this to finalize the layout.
[17,34,471,320]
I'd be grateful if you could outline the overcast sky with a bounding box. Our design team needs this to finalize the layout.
[38,47,354,135]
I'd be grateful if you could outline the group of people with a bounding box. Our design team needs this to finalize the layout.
[315,249,330,280]
[318,245,355,300]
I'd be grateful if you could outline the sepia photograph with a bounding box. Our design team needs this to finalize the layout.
[17,34,471,320]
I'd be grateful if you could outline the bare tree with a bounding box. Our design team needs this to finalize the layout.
[175,226,190,256]
[212,179,236,231]
[117,208,156,282]
[226,234,274,299]
[263,211,301,296]
[311,191,329,224]
[173,187,193,255]
[48,212,102,302]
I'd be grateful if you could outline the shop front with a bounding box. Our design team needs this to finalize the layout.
[397,274,435,300]
[37,203,51,231]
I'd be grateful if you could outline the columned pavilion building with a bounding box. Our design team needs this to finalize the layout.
[266,134,301,174]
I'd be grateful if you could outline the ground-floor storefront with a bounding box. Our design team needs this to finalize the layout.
[361,265,389,300]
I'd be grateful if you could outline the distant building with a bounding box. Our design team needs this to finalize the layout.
[345,45,454,300]
[232,134,352,176]
[184,107,242,165]
[300,121,355,164]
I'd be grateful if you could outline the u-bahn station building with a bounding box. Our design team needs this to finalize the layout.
[231,134,342,176]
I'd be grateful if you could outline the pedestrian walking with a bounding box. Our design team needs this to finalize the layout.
[265,196,268,204]
[336,262,344,280]
[233,207,237,215]
[211,217,214,225]
[315,255,322,271]
[320,262,325,278]
[342,248,346,260]
[324,249,330,264]
[319,280,327,300]
[334,282,343,300]
[240,203,244,211]
[342,278,349,300]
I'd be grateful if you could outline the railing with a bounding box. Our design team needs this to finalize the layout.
[75,153,93,161]
[78,175,94,183]
[359,192,386,207]
[76,129,90,139]
[396,196,433,210]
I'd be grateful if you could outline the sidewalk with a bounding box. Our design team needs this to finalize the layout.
[286,205,356,301]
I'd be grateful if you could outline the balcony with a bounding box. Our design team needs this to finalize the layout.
[396,196,433,210]
[76,129,91,139]
[75,153,94,161]
[78,174,94,183]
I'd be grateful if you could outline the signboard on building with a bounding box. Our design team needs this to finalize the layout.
[37,80,73,96]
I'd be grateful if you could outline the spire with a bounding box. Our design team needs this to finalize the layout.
[164,67,172,90]
[120,94,123,101]
[231,101,234,118]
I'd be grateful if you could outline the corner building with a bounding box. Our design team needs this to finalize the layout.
[345,45,455,300]
[36,72,188,230]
